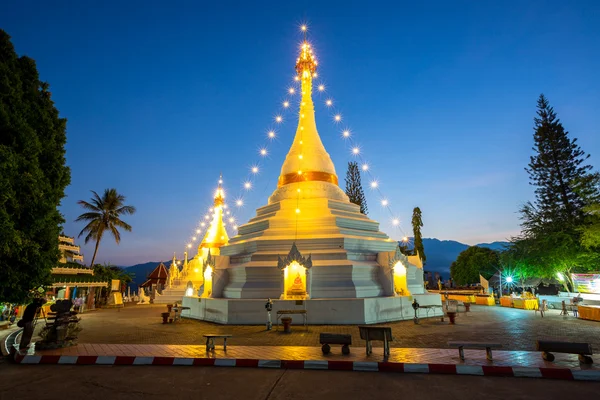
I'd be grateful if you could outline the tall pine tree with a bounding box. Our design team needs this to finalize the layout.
[345,161,368,214]
[513,94,600,289]
[411,207,426,263]
[522,94,598,234]
[0,30,71,302]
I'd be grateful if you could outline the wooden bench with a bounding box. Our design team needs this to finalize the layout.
[203,334,232,351]
[358,326,393,356]
[320,333,351,355]
[536,340,594,364]
[448,341,502,361]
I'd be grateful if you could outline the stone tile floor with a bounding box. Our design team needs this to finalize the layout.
[58,303,600,352]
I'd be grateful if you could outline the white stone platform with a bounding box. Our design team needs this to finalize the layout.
[181,293,442,325]
[154,287,186,304]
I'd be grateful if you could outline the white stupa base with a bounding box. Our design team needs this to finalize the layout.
[154,286,187,304]
[181,293,442,325]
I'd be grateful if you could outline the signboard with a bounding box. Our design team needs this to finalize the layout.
[572,274,600,294]
[111,279,120,292]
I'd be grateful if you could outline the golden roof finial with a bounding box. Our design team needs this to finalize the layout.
[295,26,317,79]
[214,174,225,207]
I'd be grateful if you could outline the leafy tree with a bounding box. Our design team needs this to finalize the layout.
[76,188,136,267]
[411,207,426,263]
[450,246,499,286]
[0,30,71,303]
[76,188,135,308]
[344,161,368,214]
[580,172,600,249]
[511,95,600,289]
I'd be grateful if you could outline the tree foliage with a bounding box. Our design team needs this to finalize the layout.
[0,30,71,303]
[510,95,600,289]
[344,161,368,214]
[450,246,499,285]
[411,207,426,263]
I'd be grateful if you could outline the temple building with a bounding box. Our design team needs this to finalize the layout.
[50,235,107,301]
[182,35,442,324]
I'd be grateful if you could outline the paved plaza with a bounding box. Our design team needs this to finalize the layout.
[68,303,600,351]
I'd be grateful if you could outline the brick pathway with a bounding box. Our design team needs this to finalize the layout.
[66,304,600,351]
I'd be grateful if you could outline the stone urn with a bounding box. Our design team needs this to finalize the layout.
[464,303,471,312]
[281,317,292,333]
[161,312,170,324]
[447,311,457,324]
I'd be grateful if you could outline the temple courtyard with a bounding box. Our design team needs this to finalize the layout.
[69,304,600,351]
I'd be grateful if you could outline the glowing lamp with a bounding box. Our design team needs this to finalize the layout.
[194,268,199,273]
[201,222,206,227]
[288,88,295,94]
[233,225,238,229]
[260,148,268,156]
[192,236,197,241]
[326,99,332,106]
[394,261,406,274]
[196,229,201,234]
[318,84,325,91]
[352,147,359,154]
[252,166,259,173]
[275,115,283,122]
[402,236,408,242]
[334,114,342,122]
[362,164,368,171]
[392,219,399,226]
[342,130,350,138]
[283,101,289,108]
[301,25,307,32]
[296,208,300,213]
[228,217,234,223]
[505,276,513,283]
[268,130,275,138]
[187,244,192,248]
[244,182,252,189]
[371,181,378,188]
[381,199,388,206]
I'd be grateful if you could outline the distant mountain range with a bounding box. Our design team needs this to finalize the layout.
[121,238,509,287]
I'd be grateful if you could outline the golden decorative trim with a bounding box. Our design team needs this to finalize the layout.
[200,241,228,249]
[278,171,338,187]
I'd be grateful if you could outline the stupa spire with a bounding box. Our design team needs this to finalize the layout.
[277,36,338,188]
[200,175,229,249]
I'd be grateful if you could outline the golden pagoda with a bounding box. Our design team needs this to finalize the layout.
[180,30,441,324]
[184,176,229,283]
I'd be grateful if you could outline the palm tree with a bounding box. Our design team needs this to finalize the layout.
[76,188,136,268]
[76,189,135,310]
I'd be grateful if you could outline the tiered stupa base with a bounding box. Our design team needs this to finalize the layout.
[181,294,443,325]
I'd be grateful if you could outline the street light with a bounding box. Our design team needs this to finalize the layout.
[505,276,513,283]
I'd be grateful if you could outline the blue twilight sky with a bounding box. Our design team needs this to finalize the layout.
[2,1,599,266]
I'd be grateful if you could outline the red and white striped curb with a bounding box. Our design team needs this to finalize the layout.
[12,354,600,381]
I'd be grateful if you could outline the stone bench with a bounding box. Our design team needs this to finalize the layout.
[358,326,393,356]
[536,340,593,364]
[448,341,502,361]
[204,334,232,351]
[320,333,352,355]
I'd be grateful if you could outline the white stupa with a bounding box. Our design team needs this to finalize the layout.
[182,34,442,324]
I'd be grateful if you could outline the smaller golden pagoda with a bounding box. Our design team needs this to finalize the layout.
[185,176,230,285]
